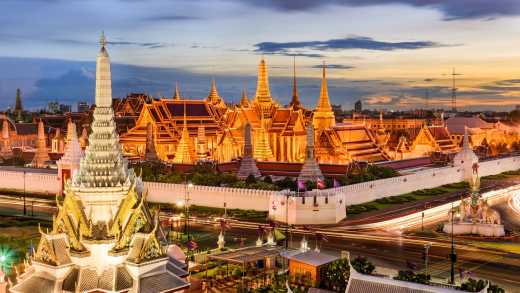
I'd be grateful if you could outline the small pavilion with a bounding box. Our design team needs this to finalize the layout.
[205,245,284,291]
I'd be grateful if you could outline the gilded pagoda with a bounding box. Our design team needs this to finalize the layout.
[119,57,391,164]
[11,33,190,293]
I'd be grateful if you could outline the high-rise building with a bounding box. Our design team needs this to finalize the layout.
[354,100,362,113]
[77,101,90,112]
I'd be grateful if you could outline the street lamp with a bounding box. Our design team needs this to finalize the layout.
[184,182,193,241]
[23,170,26,216]
[424,242,432,277]
[449,203,457,284]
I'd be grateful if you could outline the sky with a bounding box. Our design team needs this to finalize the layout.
[1,0,520,111]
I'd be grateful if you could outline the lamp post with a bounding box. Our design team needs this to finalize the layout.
[424,242,431,277]
[449,203,457,284]
[184,182,193,241]
[23,170,26,216]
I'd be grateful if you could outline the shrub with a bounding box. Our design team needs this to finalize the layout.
[245,175,257,185]
[351,256,375,275]
[394,270,430,285]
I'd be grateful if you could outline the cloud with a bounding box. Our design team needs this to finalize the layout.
[366,95,393,105]
[310,64,355,69]
[241,0,520,21]
[108,41,172,49]
[254,37,445,56]
[142,15,200,22]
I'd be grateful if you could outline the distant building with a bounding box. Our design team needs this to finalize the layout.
[14,88,23,122]
[77,101,90,112]
[47,101,60,113]
[354,100,362,113]
[59,103,71,113]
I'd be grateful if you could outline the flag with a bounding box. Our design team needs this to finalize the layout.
[274,229,286,241]
[316,233,328,242]
[406,260,417,270]
[297,179,306,191]
[219,219,231,231]
[186,240,198,251]
[333,179,341,188]
[459,267,465,280]
[317,178,325,189]
[257,225,265,236]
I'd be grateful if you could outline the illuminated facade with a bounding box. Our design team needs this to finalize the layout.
[120,57,390,164]
[11,33,189,293]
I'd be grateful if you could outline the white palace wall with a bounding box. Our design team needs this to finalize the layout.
[334,156,520,206]
[0,169,59,195]
[144,182,273,211]
[0,156,519,219]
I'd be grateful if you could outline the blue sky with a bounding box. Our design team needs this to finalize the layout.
[1,0,520,111]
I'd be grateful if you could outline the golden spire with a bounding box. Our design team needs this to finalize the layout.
[253,116,274,161]
[317,61,332,112]
[289,56,301,110]
[207,78,224,106]
[173,82,181,100]
[240,88,250,108]
[255,57,272,103]
[173,101,194,164]
[99,31,106,48]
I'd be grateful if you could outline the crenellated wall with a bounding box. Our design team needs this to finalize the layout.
[268,190,346,224]
[333,156,520,206]
[1,155,520,222]
[0,168,59,195]
[144,181,273,211]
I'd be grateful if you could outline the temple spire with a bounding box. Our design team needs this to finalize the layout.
[240,88,250,108]
[173,102,194,164]
[298,125,324,182]
[196,124,208,162]
[95,31,112,108]
[312,61,335,130]
[289,56,301,110]
[31,120,50,168]
[207,78,225,107]
[173,82,181,100]
[317,61,332,112]
[255,57,272,103]
[237,122,261,179]
[253,117,274,161]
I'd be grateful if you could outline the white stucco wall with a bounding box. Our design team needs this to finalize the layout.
[268,190,346,225]
[0,169,59,195]
[1,155,520,224]
[144,182,273,211]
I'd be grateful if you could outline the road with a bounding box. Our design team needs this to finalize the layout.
[1,195,520,292]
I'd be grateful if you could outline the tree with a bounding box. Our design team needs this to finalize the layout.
[321,258,350,292]
[458,278,505,293]
[245,174,257,185]
[263,175,273,184]
[351,256,375,275]
[394,270,430,285]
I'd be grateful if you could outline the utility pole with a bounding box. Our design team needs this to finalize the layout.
[443,68,463,113]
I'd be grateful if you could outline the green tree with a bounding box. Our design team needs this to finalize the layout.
[321,258,350,292]
[394,270,430,285]
[351,256,375,275]
[245,174,257,185]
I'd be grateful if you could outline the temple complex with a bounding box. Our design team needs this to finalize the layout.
[11,33,190,293]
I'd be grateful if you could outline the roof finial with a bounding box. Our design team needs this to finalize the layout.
[100,31,106,48]
[290,55,301,109]
[173,82,180,100]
